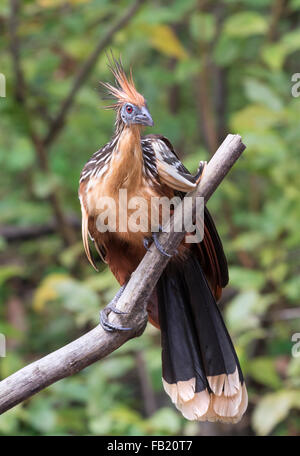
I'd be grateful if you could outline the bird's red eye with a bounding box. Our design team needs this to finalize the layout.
[126,105,133,114]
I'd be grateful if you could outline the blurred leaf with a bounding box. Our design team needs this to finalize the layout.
[135,0,196,25]
[224,12,267,37]
[174,60,202,83]
[229,267,266,291]
[0,406,23,434]
[51,378,89,403]
[226,290,260,332]
[25,397,57,433]
[146,407,181,434]
[32,172,61,199]
[55,278,99,314]
[0,352,23,378]
[261,43,287,70]
[281,30,300,54]
[190,13,216,43]
[230,231,265,252]
[59,242,84,268]
[145,25,188,59]
[33,273,68,312]
[214,35,242,66]
[89,413,115,435]
[244,78,283,111]
[0,265,23,287]
[99,356,135,379]
[5,138,34,172]
[226,289,274,333]
[247,357,282,389]
[281,276,300,302]
[252,390,300,435]
[84,267,118,292]
[231,104,281,132]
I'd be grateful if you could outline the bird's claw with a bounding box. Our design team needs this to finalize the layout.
[106,302,127,315]
[99,284,132,332]
[100,307,132,332]
[143,228,177,257]
[152,232,173,257]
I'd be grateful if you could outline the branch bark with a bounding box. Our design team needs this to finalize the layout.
[0,134,246,415]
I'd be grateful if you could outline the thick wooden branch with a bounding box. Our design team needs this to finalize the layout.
[0,134,245,415]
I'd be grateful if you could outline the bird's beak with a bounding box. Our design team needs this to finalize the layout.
[134,106,154,127]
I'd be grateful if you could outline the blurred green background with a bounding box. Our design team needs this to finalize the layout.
[1,0,300,436]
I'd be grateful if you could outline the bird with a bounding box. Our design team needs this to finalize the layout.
[78,55,248,423]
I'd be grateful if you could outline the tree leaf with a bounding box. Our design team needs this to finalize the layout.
[247,357,282,389]
[261,43,287,70]
[146,25,188,59]
[244,78,283,111]
[229,267,266,291]
[252,390,300,435]
[146,407,181,434]
[231,104,281,132]
[190,13,216,43]
[33,273,69,312]
[224,12,268,37]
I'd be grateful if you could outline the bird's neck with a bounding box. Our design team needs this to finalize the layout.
[109,124,143,192]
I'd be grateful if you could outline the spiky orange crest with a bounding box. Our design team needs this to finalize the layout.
[102,56,145,109]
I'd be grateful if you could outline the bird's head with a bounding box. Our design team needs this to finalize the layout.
[102,55,154,128]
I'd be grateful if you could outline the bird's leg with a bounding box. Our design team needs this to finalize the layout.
[144,225,177,258]
[100,282,132,332]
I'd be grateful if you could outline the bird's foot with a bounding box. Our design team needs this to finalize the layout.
[99,283,132,332]
[143,226,177,258]
[152,231,173,257]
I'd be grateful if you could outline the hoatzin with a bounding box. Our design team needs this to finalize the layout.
[79,57,248,423]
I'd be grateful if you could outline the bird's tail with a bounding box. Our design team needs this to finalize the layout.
[156,253,248,423]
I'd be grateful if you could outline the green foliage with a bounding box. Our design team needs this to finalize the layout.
[223,12,268,38]
[0,0,299,437]
[252,390,300,435]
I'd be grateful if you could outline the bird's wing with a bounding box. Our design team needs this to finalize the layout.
[79,141,114,184]
[78,143,114,269]
[142,134,228,299]
[78,193,99,271]
[142,134,199,192]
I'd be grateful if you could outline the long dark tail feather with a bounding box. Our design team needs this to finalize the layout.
[197,207,229,300]
[156,254,247,422]
[204,207,229,288]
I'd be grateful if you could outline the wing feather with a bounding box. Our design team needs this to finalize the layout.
[156,160,197,192]
[148,136,197,192]
[79,195,99,271]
